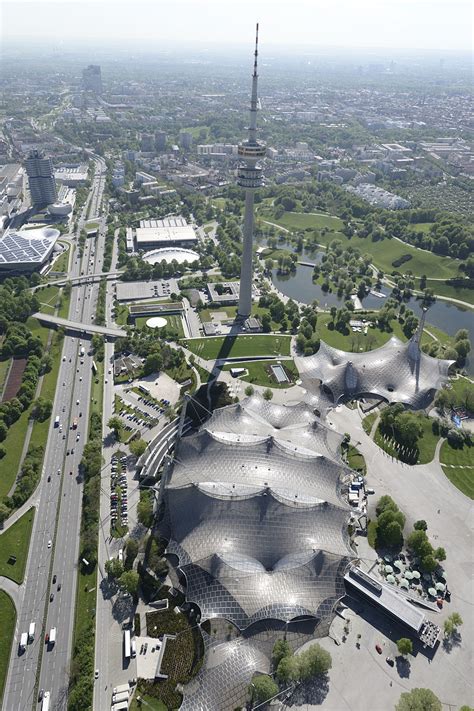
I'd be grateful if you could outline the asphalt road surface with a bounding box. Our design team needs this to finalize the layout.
[2,157,107,711]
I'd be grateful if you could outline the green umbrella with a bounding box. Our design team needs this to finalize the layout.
[384,565,393,574]
[428,587,437,597]
[436,582,445,592]
[400,579,409,588]
[411,570,420,580]
[386,574,396,584]
[404,571,413,580]
[440,571,447,580]
[394,560,404,570]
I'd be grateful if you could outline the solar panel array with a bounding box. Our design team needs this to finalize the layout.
[0,230,56,265]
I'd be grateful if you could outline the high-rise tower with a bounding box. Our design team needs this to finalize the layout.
[25,150,57,207]
[237,24,266,319]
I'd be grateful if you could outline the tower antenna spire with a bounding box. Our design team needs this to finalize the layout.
[237,25,266,320]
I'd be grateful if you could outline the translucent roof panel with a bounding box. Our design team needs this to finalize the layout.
[296,337,454,409]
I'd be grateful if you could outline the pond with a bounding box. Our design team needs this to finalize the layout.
[269,257,473,375]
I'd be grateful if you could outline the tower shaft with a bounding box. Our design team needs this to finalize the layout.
[237,24,265,319]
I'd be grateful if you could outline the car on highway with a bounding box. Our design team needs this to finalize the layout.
[57,583,61,591]
[53,575,57,583]
[47,475,51,482]
[94,669,99,679]
[38,689,44,701]
[50,593,54,602]
[47,540,52,548]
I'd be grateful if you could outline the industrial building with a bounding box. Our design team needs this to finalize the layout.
[0,227,60,272]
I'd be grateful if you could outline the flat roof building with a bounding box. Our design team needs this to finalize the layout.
[130,216,197,251]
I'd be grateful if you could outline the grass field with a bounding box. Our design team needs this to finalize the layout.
[0,508,35,584]
[346,445,366,474]
[115,303,129,325]
[440,440,474,499]
[36,285,60,314]
[181,125,209,139]
[26,317,50,348]
[57,288,71,320]
[129,695,167,711]
[50,246,69,274]
[222,359,299,388]
[0,358,11,396]
[415,415,440,464]
[424,280,474,306]
[266,211,462,279]
[90,357,104,418]
[316,313,408,351]
[29,332,64,453]
[182,334,292,360]
[0,591,16,705]
[0,408,31,500]
[135,314,185,338]
[362,412,378,435]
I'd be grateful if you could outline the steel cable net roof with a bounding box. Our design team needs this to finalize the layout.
[162,394,354,632]
[296,336,454,409]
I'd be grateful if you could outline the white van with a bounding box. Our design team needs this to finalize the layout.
[28,622,36,642]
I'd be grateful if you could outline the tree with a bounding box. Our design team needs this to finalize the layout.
[298,643,332,680]
[118,570,140,596]
[107,416,123,437]
[276,654,300,683]
[414,520,427,531]
[272,639,292,668]
[263,388,273,401]
[420,554,437,573]
[0,501,11,524]
[375,495,399,517]
[129,438,147,458]
[433,547,446,561]
[143,351,163,376]
[444,612,463,637]
[31,398,52,422]
[105,558,124,578]
[244,385,254,397]
[396,688,442,711]
[396,638,413,656]
[250,675,279,704]
[406,530,432,558]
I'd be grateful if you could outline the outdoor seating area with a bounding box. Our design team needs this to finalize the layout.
[378,553,449,606]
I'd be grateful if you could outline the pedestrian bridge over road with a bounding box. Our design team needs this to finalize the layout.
[39,270,122,288]
[32,313,127,339]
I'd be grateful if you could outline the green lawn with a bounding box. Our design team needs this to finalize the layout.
[317,313,408,352]
[115,304,129,326]
[425,280,474,306]
[222,359,299,388]
[0,508,35,584]
[91,357,104,418]
[362,412,377,435]
[0,358,11,395]
[29,332,64,453]
[271,210,344,232]
[415,415,440,465]
[181,125,209,139]
[440,440,474,499]
[50,246,69,273]
[0,591,16,705]
[266,211,462,279]
[26,317,50,348]
[0,408,31,500]
[182,334,292,360]
[57,288,71,320]
[346,445,366,474]
[36,285,60,313]
[129,695,167,711]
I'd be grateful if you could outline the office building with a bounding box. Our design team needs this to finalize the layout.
[82,64,102,93]
[179,131,193,150]
[155,131,167,150]
[25,150,57,207]
[237,25,266,318]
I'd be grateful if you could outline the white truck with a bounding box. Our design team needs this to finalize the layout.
[112,684,129,696]
[130,639,136,658]
[112,691,129,704]
[54,416,60,428]
[42,691,50,711]
[28,622,35,642]
[19,632,28,652]
[111,703,128,711]
[79,346,85,357]
[49,627,56,646]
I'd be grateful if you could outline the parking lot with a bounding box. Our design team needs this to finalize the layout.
[110,453,129,531]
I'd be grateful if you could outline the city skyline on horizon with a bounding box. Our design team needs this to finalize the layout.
[2,0,473,53]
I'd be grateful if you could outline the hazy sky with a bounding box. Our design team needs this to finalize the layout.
[2,0,473,52]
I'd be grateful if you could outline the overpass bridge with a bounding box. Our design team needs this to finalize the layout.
[32,312,127,338]
[38,270,123,288]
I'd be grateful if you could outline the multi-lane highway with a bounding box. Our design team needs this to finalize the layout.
[2,156,107,711]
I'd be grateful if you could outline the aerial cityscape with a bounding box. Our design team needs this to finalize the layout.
[0,2,473,711]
